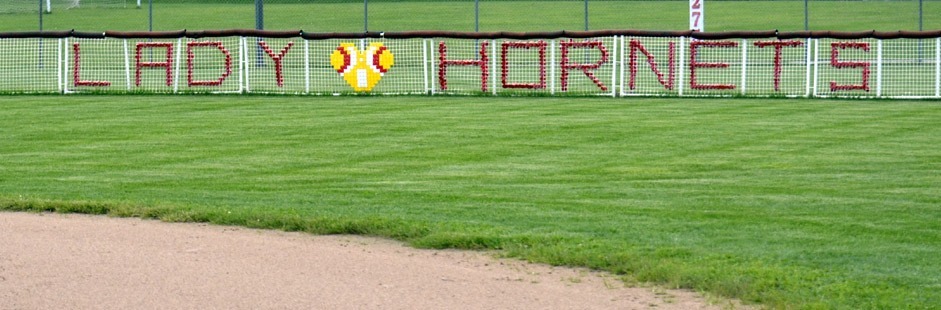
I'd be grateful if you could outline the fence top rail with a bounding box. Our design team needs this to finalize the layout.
[3,29,941,40]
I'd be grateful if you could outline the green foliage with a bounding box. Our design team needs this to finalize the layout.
[2,95,941,308]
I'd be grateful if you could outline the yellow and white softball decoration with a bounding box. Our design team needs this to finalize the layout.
[330,43,394,92]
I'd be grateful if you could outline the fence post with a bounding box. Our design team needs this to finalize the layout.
[242,37,250,93]
[934,38,941,97]
[678,36,686,96]
[256,0,263,30]
[585,0,589,31]
[618,36,625,96]
[491,40,497,95]
[804,38,812,97]
[602,36,618,97]
[430,39,436,95]
[174,38,182,93]
[304,40,310,94]
[475,0,479,32]
[610,36,617,97]
[124,39,131,91]
[38,0,43,69]
[812,39,819,97]
[550,40,556,95]
[63,37,70,93]
[57,38,63,93]
[804,0,808,31]
[876,40,882,97]
[422,39,429,93]
[256,0,265,67]
[740,39,748,95]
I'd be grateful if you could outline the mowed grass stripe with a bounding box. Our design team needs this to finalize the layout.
[2,1,940,32]
[2,96,941,308]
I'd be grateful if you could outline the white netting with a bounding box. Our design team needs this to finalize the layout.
[880,38,939,97]
[0,38,59,92]
[431,37,617,96]
[364,39,426,94]
[496,39,551,95]
[745,38,810,97]
[814,38,879,97]
[1,35,940,98]
[65,37,127,92]
[306,39,425,95]
[432,38,493,95]
[308,39,348,94]
[683,39,743,97]
[555,37,617,96]
[65,37,243,93]
[181,37,242,93]
[621,36,681,96]
[126,39,179,92]
[242,37,303,94]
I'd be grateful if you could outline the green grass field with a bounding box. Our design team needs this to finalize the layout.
[3,1,941,309]
[2,96,941,309]
[1,0,939,32]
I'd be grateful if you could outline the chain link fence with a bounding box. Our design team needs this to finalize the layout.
[1,0,940,32]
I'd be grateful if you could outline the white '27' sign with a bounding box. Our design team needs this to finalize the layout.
[690,0,704,32]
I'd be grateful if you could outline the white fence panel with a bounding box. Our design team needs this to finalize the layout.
[0,33,938,99]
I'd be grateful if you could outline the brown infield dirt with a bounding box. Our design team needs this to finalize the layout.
[1,212,733,309]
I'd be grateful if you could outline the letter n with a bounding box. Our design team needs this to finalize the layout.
[628,39,675,90]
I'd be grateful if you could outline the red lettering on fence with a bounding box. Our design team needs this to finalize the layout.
[135,42,174,87]
[438,41,490,92]
[186,41,232,87]
[258,41,294,87]
[72,43,111,87]
[754,40,803,91]
[500,41,547,89]
[829,42,871,92]
[559,40,608,91]
[628,39,675,90]
[689,40,737,90]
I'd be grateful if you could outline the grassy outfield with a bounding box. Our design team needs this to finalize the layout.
[1,1,939,32]
[2,95,941,308]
